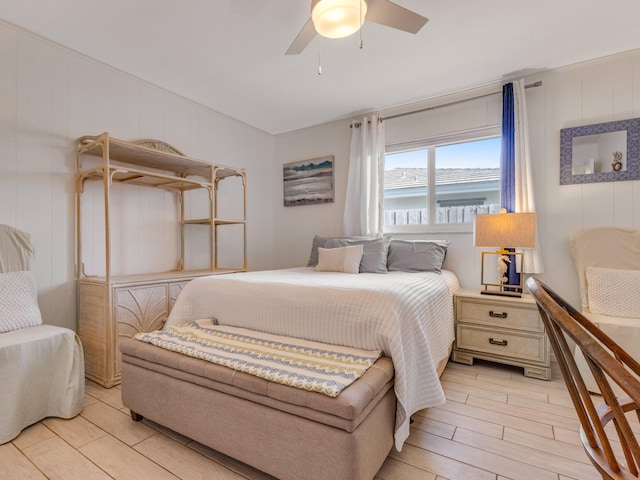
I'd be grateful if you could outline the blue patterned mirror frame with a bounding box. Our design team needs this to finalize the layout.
[560,117,640,185]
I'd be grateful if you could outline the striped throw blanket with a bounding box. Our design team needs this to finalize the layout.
[135,319,382,397]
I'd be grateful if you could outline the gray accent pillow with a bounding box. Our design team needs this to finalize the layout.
[325,237,391,273]
[387,240,450,272]
[307,234,378,267]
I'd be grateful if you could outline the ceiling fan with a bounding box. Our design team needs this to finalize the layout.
[286,0,428,55]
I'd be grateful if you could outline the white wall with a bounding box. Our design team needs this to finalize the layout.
[529,50,640,307]
[0,21,275,331]
[273,121,352,268]
[274,49,640,309]
[273,87,503,287]
[383,88,502,289]
[4,14,639,330]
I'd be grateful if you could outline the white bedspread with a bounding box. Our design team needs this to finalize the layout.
[165,267,460,450]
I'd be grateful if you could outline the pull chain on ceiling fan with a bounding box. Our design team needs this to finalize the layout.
[314,0,365,74]
[286,0,428,55]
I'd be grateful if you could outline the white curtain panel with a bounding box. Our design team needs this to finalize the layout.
[343,115,386,236]
[513,79,544,273]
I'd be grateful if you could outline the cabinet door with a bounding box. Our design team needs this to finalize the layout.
[116,284,169,336]
[115,284,169,370]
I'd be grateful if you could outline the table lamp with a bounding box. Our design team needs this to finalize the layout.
[474,210,536,297]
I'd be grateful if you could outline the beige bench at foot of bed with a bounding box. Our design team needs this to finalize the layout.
[119,338,396,480]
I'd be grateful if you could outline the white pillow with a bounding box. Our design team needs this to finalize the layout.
[0,270,43,333]
[315,245,364,274]
[586,266,640,318]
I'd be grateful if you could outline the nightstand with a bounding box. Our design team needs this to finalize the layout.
[451,289,551,380]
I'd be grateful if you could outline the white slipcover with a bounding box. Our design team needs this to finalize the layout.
[570,227,640,395]
[0,325,85,443]
[0,224,84,444]
[0,224,34,272]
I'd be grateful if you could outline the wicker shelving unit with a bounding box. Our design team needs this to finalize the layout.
[76,132,246,387]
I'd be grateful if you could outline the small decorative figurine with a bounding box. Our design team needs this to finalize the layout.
[612,151,623,172]
[497,254,511,287]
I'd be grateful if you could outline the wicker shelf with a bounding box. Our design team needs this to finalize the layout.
[76,132,247,279]
[78,134,241,180]
[75,132,247,387]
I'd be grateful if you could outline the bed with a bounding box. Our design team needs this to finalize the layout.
[121,237,460,479]
[163,265,459,450]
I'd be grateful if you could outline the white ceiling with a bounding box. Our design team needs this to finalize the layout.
[2,0,640,135]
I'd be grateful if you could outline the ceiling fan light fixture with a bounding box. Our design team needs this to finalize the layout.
[311,0,368,39]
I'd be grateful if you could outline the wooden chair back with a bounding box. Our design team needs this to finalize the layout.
[526,277,640,480]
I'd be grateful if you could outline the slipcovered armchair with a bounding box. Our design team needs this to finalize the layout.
[570,227,640,394]
[0,224,84,444]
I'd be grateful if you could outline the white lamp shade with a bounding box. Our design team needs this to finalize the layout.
[474,212,536,249]
[311,0,368,39]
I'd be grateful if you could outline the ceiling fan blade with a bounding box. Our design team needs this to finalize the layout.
[365,0,429,34]
[286,18,317,55]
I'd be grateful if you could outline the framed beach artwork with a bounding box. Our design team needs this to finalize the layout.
[283,156,334,207]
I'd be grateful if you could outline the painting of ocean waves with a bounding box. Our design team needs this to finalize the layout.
[283,156,334,207]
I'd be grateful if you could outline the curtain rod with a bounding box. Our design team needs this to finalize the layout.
[381,81,543,122]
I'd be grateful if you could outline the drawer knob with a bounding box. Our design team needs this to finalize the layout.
[489,338,508,346]
[489,310,508,319]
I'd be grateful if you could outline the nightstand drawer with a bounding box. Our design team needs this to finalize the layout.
[457,298,543,332]
[456,324,548,363]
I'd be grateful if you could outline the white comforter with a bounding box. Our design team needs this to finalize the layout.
[165,267,460,450]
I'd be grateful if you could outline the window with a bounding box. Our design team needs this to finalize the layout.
[384,132,501,232]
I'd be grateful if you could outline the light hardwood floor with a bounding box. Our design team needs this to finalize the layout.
[1,359,611,480]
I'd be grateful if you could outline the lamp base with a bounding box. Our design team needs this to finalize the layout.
[479,250,525,298]
[480,290,522,298]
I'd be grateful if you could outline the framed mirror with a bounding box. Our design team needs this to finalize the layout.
[560,117,640,185]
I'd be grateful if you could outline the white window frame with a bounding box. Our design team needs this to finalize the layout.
[383,125,501,235]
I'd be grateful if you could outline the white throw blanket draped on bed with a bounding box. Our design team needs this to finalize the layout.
[164,267,459,450]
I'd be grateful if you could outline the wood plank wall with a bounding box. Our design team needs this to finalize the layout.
[0,20,274,331]
[273,50,640,310]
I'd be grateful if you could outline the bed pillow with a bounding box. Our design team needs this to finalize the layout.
[307,234,378,267]
[387,240,450,273]
[0,270,43,333]
[586,266,640,318]
[315,245,364,274]
[325,237,390,273]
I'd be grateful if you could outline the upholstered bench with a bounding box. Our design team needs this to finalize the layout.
[119,338,396,480]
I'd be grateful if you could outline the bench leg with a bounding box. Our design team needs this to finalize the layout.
[130,411,144,422]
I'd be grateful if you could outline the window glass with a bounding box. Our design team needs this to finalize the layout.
[384,148,428,226]
[384,136,501,229]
